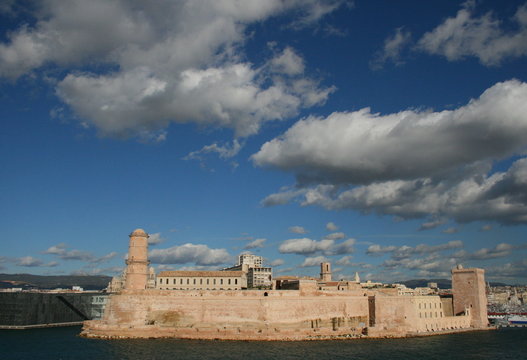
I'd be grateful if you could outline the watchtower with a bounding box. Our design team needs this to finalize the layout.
[451,265,488,328]
[124,228,150,290]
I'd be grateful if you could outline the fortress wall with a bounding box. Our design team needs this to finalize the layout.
[371,295,472,336]
[83,289,372,339]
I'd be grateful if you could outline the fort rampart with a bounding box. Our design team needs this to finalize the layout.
[81,288,474,340]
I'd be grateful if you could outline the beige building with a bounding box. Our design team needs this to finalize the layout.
[224,253,272,289]
[247,267,272,288]
[156,270,247,290]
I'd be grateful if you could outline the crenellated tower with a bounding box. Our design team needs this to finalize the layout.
[124,228,150,290]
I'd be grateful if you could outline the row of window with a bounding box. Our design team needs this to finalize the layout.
[158,278,238,286]
[418,302,442,309]
[158,288,239,290]
[419,311,444,318]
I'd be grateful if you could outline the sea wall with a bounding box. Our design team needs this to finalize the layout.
[81,289,479,340]
[82,289,371,340]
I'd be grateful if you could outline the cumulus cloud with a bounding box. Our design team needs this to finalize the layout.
[254,80,527,225]
[331,238,355,255]
[453,243,519,260]
[278,236,354,256]
[244,238,266,249]
[486,258,527,282]
[279,238,334,255]
[17,256,57,267]
[370,27,412,70]
[417,2,527,66]
[183,140,243,167]
[324,232,346,240]
[442,227,459,234]
[383,254,457,275]
[326,222,338,231]
[289,226,308,234]
[299,255,328,267]
[149,243,232,265]
[270,258,285,267]
[0,0,338,140]
[335,255,353,266]
[43,243,94,261]
[147,233,166,245]
[91,252,119,264]
[481,224,493,231]
[367,240,463,260]
[418,218,447,231]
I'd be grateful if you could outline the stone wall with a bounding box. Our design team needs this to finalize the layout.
[81,288,479,340]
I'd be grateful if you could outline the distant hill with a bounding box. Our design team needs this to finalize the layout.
[0,273,112,290]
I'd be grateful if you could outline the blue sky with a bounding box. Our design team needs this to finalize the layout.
[1,0,527,284]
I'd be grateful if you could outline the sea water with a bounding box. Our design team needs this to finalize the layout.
[0,326,525,360]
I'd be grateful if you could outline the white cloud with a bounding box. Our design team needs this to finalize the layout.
[147,233,165,245]
[299,255,328,267]
[278,238,334,255]
[17,256,57,267]
[254,80,527,184]
[289,226,308,234]
[419,218,447,231]
[253,80,527,224]
[43,243,94,261]
[331,238,356,255]
[0,1,337,140]
[442,227,459,234]
[149,243,232,265]
[371,27,412,70]
[244,238,266,249]
[453,243,518,260]
[324,232,345,240]
[335,255,353,266]
[91,252,118,264]
[269,47,305,75]
[326,222,338,231]
[367,240,463,260]
[418,2,527,66]
[269,258,285,267]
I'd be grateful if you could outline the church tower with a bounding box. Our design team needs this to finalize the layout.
[320,262,332,282]
[124,228,150,290]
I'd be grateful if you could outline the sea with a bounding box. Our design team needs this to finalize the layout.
[0,326,525,360]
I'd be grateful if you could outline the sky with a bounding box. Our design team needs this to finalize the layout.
[1,0,527,285]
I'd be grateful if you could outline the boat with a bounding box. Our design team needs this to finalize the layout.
[507,315,527,325]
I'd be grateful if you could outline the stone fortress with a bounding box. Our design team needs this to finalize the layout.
[81,229,490,340]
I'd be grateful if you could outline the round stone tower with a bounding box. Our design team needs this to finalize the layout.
[124,228,150,290]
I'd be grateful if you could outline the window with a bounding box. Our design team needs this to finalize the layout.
[180,279,183,284]
[214,279,216,285]
[193,279,196,285]
[200,279,203,285]
[207,279,209,285]
[173,279,176,284]
[187,279,189,284]
[228,279,231,285]
[235,279,238,285]
[220,279,223,285]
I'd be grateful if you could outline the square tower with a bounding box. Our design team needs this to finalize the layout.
[451,266,488,328]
